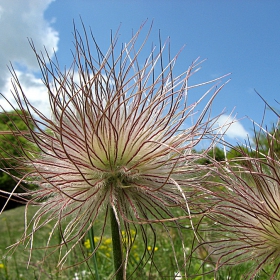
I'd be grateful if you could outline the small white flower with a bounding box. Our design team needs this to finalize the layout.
[72,272,80,280]
[174,271,182,279]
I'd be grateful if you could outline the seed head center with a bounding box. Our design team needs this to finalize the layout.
[106,171,131,189]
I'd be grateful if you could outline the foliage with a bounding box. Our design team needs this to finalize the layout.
[255,123,280,156]
[0,110,36,209]
[197,146,225,165]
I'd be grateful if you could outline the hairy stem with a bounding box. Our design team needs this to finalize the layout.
[110,207,124,280]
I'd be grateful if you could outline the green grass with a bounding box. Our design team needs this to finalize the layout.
[0,206,94,280]
[0,206,275,279]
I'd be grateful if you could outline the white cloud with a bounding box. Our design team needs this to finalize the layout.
[0,0,58,89]
[1,71,50,118]
[216,114,250,141]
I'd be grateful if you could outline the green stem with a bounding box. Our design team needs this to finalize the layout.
[110,207,124,280]
[89,225,100,280]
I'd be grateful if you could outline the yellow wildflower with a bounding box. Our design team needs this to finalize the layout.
[147,246,158,252]
[104,238,112,245]
[84,239,91,249]
[94,237,100,243]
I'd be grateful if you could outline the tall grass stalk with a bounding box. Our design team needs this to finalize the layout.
[88,225,100,280]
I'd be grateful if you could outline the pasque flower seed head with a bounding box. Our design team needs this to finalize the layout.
[0,22,228,271]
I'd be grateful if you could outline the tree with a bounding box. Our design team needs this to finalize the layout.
[0,110,35,210]
[197,146,225,165]
[255,123,280,157]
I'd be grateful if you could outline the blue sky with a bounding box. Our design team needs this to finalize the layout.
[1,0,280,146]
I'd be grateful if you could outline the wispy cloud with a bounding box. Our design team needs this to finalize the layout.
[217,114,251,142]
[0,0,58,90]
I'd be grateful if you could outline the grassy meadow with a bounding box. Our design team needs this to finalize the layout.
[0,205,273,279]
